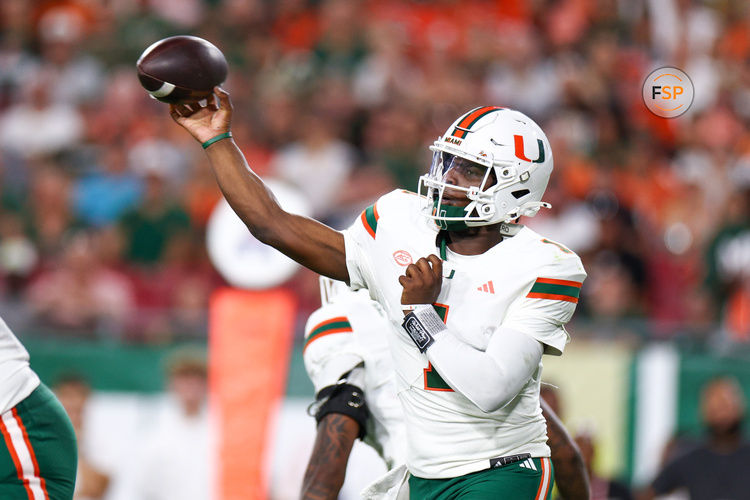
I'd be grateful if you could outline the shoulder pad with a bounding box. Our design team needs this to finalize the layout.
[352,189,431,241]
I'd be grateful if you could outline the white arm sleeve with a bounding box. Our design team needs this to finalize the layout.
[426,326,544,413]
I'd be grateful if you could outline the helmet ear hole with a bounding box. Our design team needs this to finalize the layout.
[498,166,517,179]
[511,189,530,199]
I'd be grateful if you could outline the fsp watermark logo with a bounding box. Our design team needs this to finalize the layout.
[642,67,694,118]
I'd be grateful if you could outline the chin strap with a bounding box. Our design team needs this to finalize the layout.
[432,201,470,231]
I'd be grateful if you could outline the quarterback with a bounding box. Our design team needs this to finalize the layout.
[0,316,77,499]
[170,90,586,498]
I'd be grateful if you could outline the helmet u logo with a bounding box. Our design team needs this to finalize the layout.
[513,135,545,164]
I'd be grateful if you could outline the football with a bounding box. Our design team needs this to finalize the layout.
[136,35,228,104]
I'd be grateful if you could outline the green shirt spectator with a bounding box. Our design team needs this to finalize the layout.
[119,172,191,266]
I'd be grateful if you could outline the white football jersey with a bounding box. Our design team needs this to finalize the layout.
[0,316,40,414]
[342,190,586,479]
[303,279,407,469]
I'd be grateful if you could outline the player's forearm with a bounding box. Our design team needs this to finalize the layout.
[426,326,543,412]
[204,140,350,281]
[541,398,590,500]
[301,413,360,500]
[204,139,288,239]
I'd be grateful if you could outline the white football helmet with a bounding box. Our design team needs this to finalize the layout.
[418,106,553,230]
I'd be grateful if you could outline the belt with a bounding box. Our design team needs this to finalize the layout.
[489,453,532,469]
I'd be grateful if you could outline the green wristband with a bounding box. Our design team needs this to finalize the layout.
[201,131,232,149]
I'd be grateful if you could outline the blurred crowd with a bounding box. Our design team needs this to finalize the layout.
[2,0,750,348]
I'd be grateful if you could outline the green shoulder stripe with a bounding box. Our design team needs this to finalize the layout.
[527,278,582,304]
[360,203,379,239]
[303,317,353,352]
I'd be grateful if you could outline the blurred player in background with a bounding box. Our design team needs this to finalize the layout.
[573,430,631,500]
[128,350,213,500]
[302,277,589,500]
[170,89,586,498]
[301,277,406,499]
[0,315,77,499]
[644,376,750,500]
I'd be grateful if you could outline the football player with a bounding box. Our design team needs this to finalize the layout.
[302,277,589,500]
[301,277,406,499]
[171,89,587,498]
[0,316,77,499]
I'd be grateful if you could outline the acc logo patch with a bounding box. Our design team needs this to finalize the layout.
[393,250,413,266]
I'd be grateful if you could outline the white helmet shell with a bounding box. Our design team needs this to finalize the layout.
[418,106,553,227]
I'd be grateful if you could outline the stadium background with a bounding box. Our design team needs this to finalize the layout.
[2,0,750,498]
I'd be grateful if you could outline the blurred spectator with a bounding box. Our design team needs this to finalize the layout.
[0,154,24,210]
[73,144,143,227]
[524,178,601,255]
[271,0,319,53]
[132,232,216,342]
[22,164,83,259]
[129,350,213,500]
[575,430,633,500]
[128,137,189,191]
[311,0,368,78]
[485,23,560,118]
[181,157,222,228]
[35,5,104,106]
[0,211,38,298]
[118,163,191,266]
[149,0,204,29]
[26,231,135,337]
[361,104,423,190]
[352,20,417,107]
[578,204,646,325]
[0,1,38,110]
[646,0,721,113]
[705,187,750,344]
[54,374,110,500]
[270,109,356,218]
[645,376,750,500]
[106,0,180,67]
[0,70,83,158]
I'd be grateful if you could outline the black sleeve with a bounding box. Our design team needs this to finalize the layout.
[651,454,688,495]
[606,480,633,500]
[311,382,369,439]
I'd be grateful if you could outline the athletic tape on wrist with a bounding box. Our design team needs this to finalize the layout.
[402,305,447,353]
